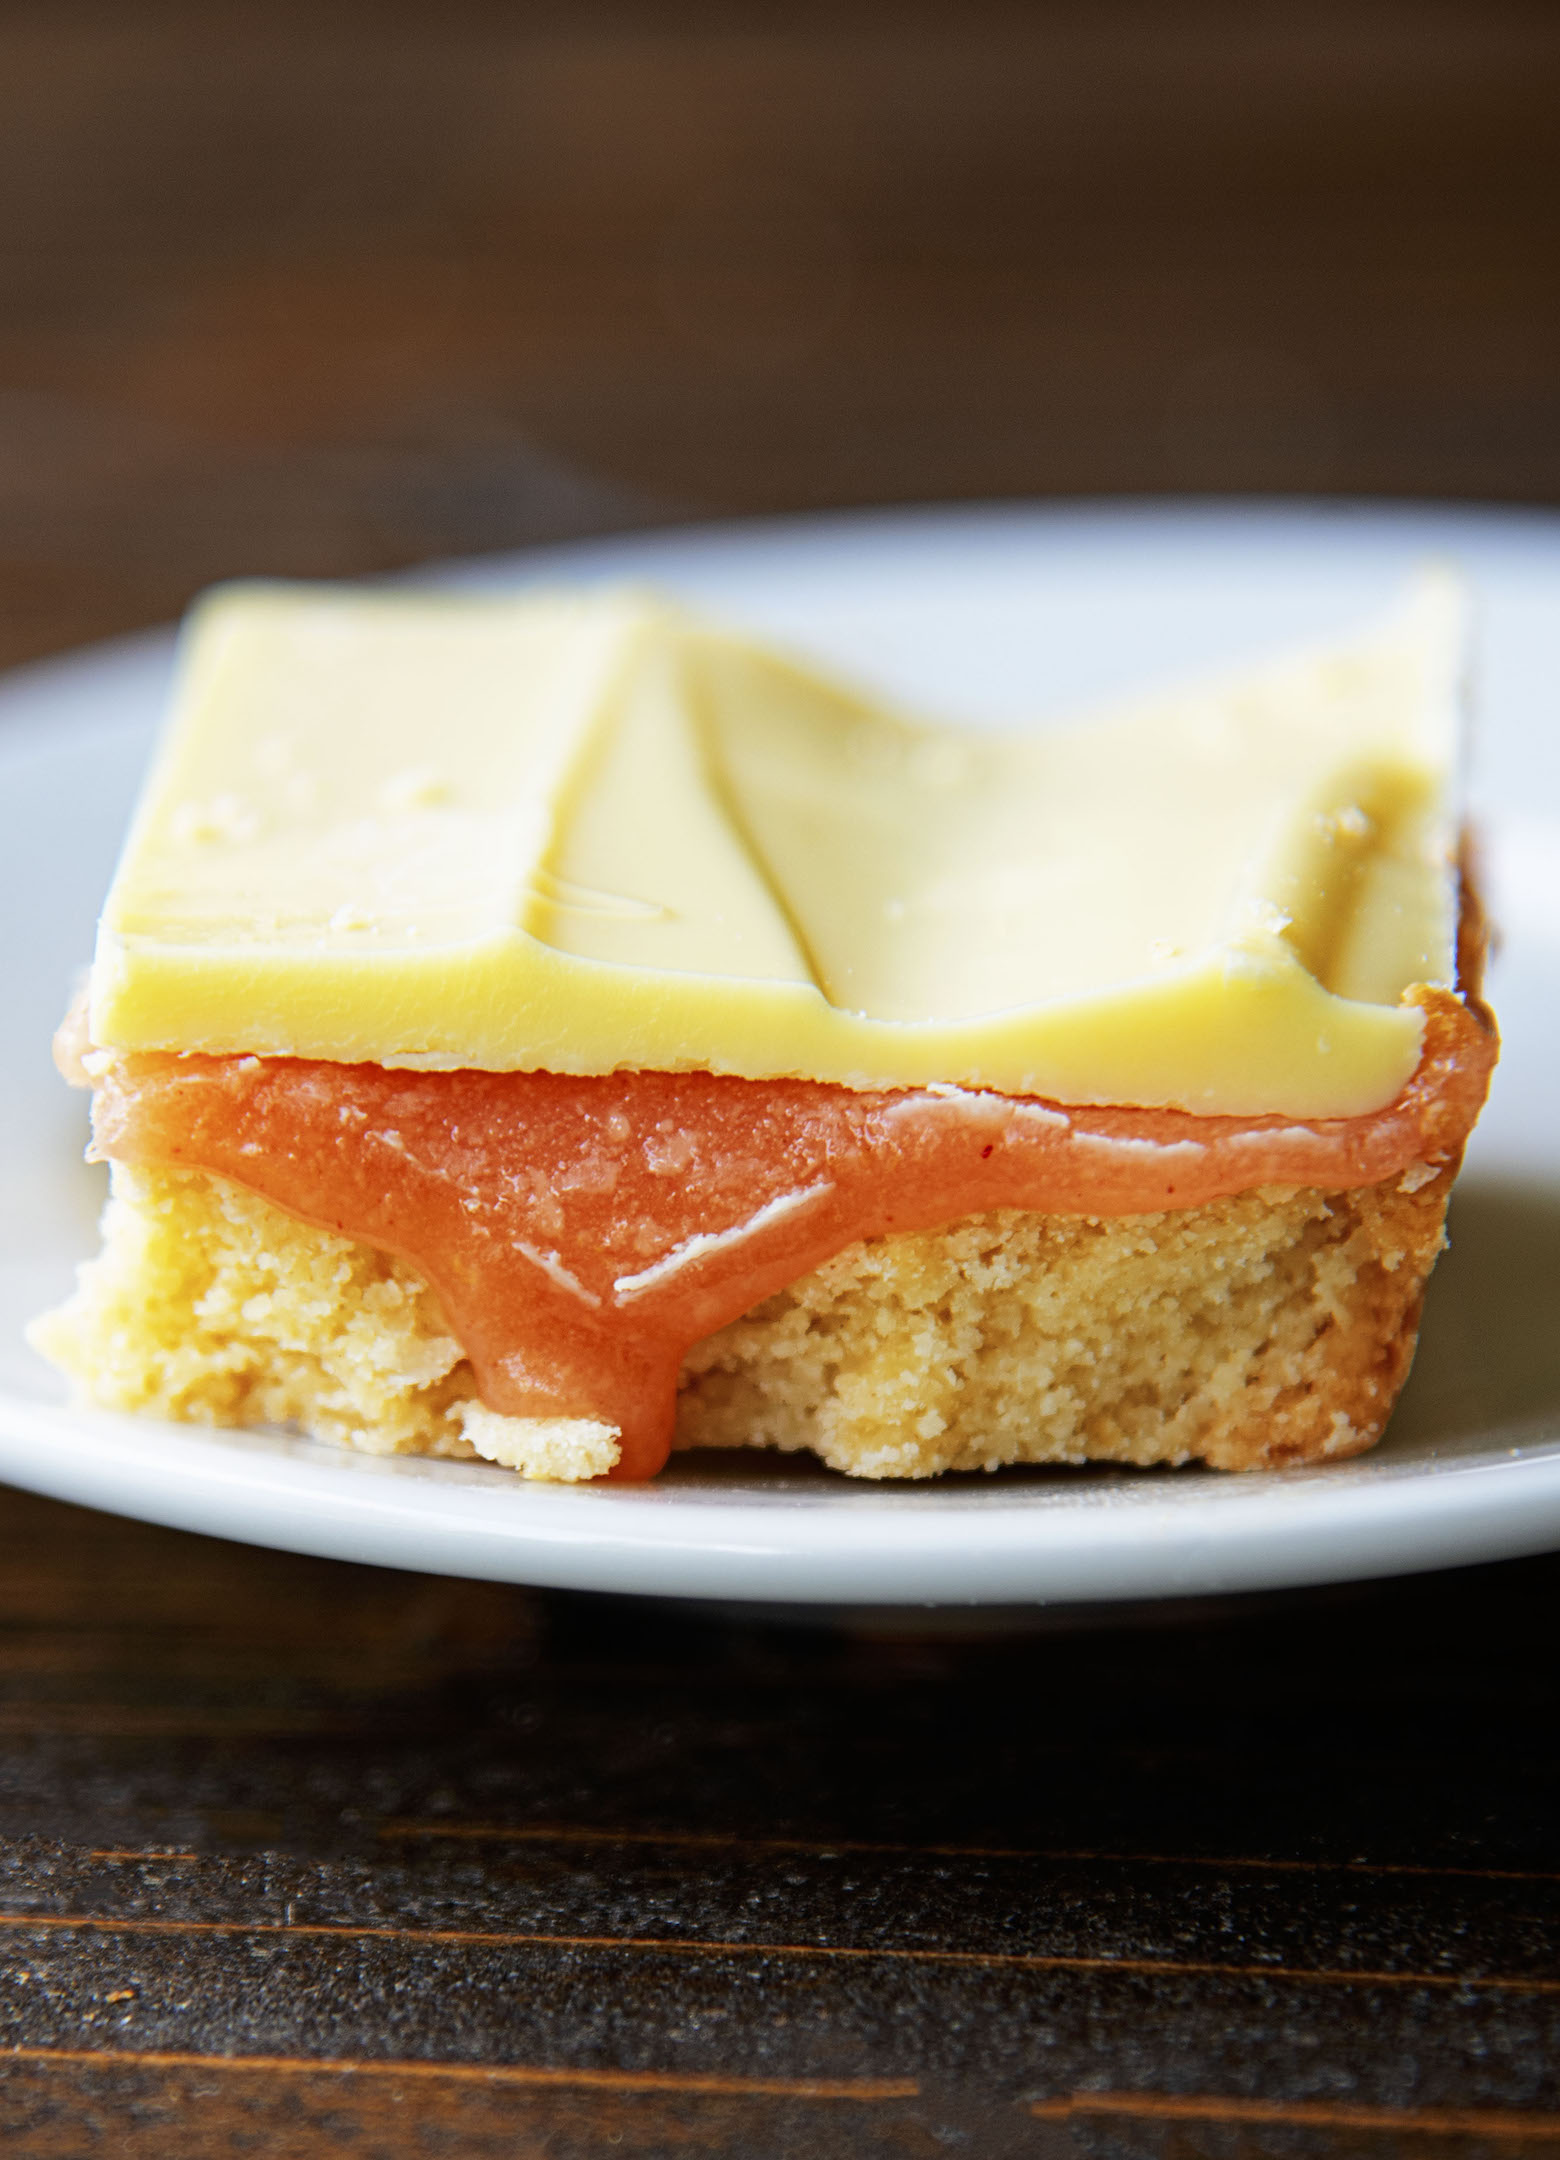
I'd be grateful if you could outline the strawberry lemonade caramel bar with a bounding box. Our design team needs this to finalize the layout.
[34,577,1495,1482]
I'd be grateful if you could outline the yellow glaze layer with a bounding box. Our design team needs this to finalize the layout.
[89,573,1464,1117]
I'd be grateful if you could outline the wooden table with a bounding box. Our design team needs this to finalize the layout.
[3,6,1560,2150]
[0,1485,1557,2153]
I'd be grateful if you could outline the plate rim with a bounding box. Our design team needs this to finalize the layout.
[2,1396,1560,1604]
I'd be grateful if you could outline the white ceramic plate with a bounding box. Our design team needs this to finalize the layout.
[2,502,1558,1606]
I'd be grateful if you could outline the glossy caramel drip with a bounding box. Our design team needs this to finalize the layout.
[90,988,1495,1479]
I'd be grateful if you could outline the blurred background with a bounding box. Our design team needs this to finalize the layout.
[1,0,1558,671]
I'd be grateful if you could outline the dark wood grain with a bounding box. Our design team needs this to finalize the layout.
[0,1472,1559,2151]
[0,2053,929,2160]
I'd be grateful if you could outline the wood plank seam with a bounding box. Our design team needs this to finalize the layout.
[371,1823,1560,1885]
[1031,2092,1560,2137]
[85,1853,199,1864]
[0,2044,916,2101]
[0,1912,1552,1993]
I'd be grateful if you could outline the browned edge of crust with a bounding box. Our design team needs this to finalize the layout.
[1456,823,1498,1034]
[1206,1173,1453,1469]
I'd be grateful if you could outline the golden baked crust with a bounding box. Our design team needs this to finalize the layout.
[677,1173,1451,1476]
[32,1159,1452,1480]
[32,1164,480,1457]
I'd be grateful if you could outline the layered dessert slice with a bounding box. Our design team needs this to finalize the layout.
[33,576,1495,1480]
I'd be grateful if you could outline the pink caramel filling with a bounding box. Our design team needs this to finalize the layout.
[86,986,1495,1479]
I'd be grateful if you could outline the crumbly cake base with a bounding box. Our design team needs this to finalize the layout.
[678,1171,1448,1475]
[30,1160,1451,1480]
